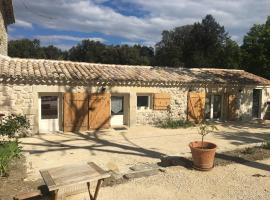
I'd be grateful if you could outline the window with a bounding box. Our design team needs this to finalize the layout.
[137,95,151,109]
[205,94,222,120]
[41,96,58,119]
[111,96,124,115]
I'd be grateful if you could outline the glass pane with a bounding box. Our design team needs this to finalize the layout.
[252,89,261,118]
[41,96,58,119]
[205,94,211,119]
[137,96,149,107]
[213,95,221,119]
[111,96,123,115]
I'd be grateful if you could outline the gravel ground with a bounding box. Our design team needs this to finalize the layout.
[71,158,270,200]
[20,122,270,180]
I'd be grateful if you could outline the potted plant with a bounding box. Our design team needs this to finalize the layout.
[189,122,218,171]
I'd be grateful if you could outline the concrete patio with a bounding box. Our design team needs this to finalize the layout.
[20,121,270,180]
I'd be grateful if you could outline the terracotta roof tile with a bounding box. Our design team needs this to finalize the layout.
[0,55,269,86]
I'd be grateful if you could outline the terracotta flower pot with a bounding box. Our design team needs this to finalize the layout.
[189,141,217,171]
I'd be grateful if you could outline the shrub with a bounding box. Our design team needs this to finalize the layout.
[262,140,270,149]
[0,114,30,138]
[0,140,22,176]
[158,119,195,129]
[242,147,256,154]
[197,122,218,147]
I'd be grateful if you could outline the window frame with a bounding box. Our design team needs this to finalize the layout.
[136,94,152,110]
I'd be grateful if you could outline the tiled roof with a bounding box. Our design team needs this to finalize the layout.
[0,55,269,86]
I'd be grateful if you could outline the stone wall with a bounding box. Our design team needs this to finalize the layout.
[0,4,8,56]
[136,87,189,125]
[0,83,266,135]
[0,84,35,134]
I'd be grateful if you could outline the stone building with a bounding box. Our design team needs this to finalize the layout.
[0,0,270,134]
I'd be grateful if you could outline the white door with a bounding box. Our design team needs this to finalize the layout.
[39,95,59,133]
[111,96,124,126]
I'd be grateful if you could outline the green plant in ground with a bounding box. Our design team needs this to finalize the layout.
[242,147,256,154]
[197,122,218,148]
[158,118,195,129]
[262,140,270,149]
[0,140,22,176]
[0,114,30,138]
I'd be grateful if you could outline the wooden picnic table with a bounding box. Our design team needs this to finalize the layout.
[40,162,110,200]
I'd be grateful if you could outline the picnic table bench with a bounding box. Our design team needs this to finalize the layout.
[39,162,110,200]
[14,162,110,200]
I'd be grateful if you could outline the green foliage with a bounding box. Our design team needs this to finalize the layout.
[197,122,218,145]
[242,147,256,154]
[241,16,270,79]
[0,114,30,138]
[8,39,45,58]
[68,40,154,65]
[0,140,22,176]
[155,15,240,68]
[157,119,195,129]
[262,140,270,149]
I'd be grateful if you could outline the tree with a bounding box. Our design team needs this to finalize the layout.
[241,16,270,79]
[42,45,66,60]
[8,39,46,58]
[155,15,240,68]
[68,40,154,65]
[68,40,106,62]
[155,25,193,67]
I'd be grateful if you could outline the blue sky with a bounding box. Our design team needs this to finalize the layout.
[9,0,270,50]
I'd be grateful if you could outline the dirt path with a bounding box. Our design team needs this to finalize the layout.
[73,158,270,200]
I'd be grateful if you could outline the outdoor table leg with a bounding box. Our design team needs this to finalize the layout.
[54,190,60,200]
[87,182,94,200]
[87,179,104,200]
[93,179,103,200]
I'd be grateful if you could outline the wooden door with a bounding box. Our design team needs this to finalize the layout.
[187,92,206,123]
[63,93,89,132]
[228,94,238,120]
[89,93,111,130]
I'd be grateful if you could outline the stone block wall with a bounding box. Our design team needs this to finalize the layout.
[0,84,35,134]
[136,87,189,125]
[0,5,8,56]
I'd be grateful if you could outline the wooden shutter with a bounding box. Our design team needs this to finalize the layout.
[187,92,206,123]
[63,93,89,132]
[153,93,171,110]
[228,94,237,120]
[89,93,111,130]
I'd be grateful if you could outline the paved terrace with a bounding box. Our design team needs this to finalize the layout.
[20,122,270,180]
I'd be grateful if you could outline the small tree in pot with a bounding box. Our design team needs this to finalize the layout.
[189,122,218,171]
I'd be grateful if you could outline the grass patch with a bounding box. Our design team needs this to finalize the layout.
[0,140,22,176]
[157,119,195,129]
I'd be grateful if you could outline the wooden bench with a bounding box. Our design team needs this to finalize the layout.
[13,187,51,200]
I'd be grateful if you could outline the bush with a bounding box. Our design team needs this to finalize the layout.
[0,114,30,138]
[157,119,195,129]
[0,140,22,176]
[242,147,256,154]
[262,140,270,149]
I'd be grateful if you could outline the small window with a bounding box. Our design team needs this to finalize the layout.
[41,96,58,119]
[137,95,151,109]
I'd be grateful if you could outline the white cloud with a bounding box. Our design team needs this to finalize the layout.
[36,35,106,43]
[11,0,270,45]
[13,19,33,28]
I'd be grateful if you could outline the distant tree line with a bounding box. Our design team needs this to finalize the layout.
[8,15,270,79]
